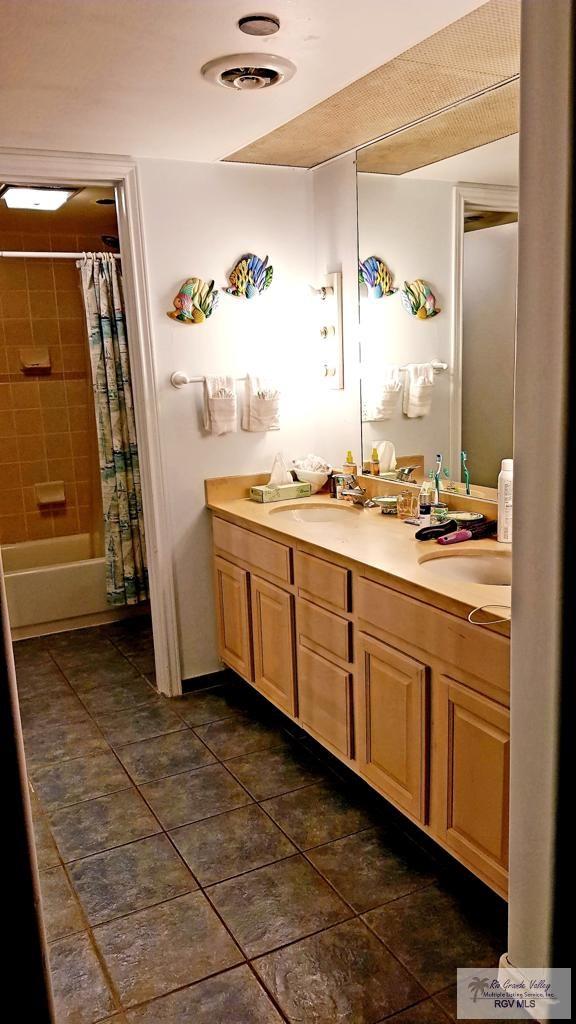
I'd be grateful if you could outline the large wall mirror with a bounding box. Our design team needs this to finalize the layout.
[357,136,518,499]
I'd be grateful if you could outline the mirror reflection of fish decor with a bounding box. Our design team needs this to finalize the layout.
[400,279,441,319]
[167,277,219,323]
[226,254,273,299]
[358,256,396,299]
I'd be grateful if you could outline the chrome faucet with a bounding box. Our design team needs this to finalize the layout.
[340,475,377,507]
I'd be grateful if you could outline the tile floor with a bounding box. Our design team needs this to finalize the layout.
[15,616,510,1024]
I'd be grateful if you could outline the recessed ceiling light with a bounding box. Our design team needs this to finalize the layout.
[0,185,76,211]
[238,14,280,36]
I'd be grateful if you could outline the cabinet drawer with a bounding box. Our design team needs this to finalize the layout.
[297,598,351,664]
[297,646,354,760]
[295,550,350,612]
[356,577,509,697]
[213,517,291,583]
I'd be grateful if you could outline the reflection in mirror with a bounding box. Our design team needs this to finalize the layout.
[357,138,518,499]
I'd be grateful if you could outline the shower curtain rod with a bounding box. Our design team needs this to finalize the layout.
[0,251,121,259]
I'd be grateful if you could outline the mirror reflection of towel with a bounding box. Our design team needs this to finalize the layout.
[364,366,402,420]
[402,363,435,418]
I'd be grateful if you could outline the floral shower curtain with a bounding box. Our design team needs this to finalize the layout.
[79,253,148,605]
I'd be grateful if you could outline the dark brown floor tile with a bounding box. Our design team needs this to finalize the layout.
[125,652,156,674]
[140,763,252,829]
[31,750,130,811]
[226,742,325,800]
[49,931,116,1024]
[94,891,242,1007]
[254,918,425,1023]
[78,676,157,716]
[49,788,160,862]
[116,729,215,784]
[23,718,109,771]
[208,853,352,958]
[16,662,70,700]
[31,797,60,869]
[172,682,254,726]
[96,700,186,747]
[125,964,283,1023]
[382,998,452,1022]
[170,804,296,885]
[20,690,91,733]
[432,984,529,1022]
[65,659,142,691]
[69,834,196,925]
[307,827,437,912]
[363,884,506,994]
[39,865,84,941]
[261,780,374,850]
[194,713,286,760]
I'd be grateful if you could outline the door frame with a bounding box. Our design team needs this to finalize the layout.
[0,149,181,695]
[449,182,519,479]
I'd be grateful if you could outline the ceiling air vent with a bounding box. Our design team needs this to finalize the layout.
[201,53,296,91]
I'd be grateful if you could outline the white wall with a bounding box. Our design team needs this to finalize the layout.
[462,222,517,486]
[136,157,360,679]
[357,174,454,475]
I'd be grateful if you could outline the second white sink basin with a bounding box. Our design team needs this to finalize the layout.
[268,503,360,524]
[418,548,512,586]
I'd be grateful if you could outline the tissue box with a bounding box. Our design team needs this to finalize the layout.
[250,482,312,503]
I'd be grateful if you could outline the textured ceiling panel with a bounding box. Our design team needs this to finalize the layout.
[226,0,520,169]
[356,80,519,174]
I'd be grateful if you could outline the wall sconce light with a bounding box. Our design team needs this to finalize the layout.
[311,272,343,390]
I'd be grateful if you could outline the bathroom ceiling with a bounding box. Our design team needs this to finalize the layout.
[402,133,519,185]
[0,186,117,232]
[0,0,485,163]
[228,0,520,168]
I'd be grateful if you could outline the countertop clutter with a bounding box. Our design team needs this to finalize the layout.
[205,489,511,635]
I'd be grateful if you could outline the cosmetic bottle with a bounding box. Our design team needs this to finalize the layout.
[370,447,380,476]
[497,459,513,543]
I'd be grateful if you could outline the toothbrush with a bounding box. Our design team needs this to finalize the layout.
[461,450,471,496]
[434,453,442,504]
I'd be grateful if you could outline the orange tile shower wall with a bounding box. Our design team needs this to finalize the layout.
[0,227,112,546]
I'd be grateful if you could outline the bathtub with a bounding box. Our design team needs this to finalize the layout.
[2,533,118,639]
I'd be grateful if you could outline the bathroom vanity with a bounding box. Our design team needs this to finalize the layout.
[206,478,511,898]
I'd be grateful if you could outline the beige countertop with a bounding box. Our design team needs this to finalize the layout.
[206,492,511,636]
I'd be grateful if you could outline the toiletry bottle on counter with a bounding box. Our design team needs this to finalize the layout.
[370,446,380,476]
[344,450,357,475]
[497,458,513,543]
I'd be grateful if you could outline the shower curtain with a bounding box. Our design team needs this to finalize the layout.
[79,253,148,606]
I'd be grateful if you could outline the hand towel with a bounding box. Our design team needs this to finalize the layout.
[364,366,402,420]
[202,376,237,435]
[242,374,280,431]
[402,362,435,419]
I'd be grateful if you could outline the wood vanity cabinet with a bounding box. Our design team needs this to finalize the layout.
[251,576,296,716]
[211,512,510,897]
[356,634,428,821]
[432,675,510,893]
[213,556,253,682]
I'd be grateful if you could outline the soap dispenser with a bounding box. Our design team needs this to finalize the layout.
[343,450,357,475]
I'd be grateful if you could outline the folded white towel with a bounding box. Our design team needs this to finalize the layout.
[402,362,435,419]
[202,376,237,435]
[364,366,402,420]
[242,374,280,432]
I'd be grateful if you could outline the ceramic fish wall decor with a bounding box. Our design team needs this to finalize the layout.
[226,254,273,298]
[167,278,219,323]
[358,256,396,298]
[400,279,441,319]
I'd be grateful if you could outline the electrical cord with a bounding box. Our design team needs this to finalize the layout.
[468,604,511,626]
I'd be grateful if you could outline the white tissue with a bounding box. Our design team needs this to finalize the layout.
[268,452,293,487]
[292,454,331,473]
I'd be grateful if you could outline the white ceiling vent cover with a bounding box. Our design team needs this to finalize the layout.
[201,53,296,91]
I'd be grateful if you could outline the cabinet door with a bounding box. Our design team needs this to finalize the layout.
[298,645,354,759]
[251,576,296,715]
[433,675,509,893]
[213,556,252,681]
[357,634,428,821]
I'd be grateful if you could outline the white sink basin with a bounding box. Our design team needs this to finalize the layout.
[268,503,360,524]
[418,548,512,586]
